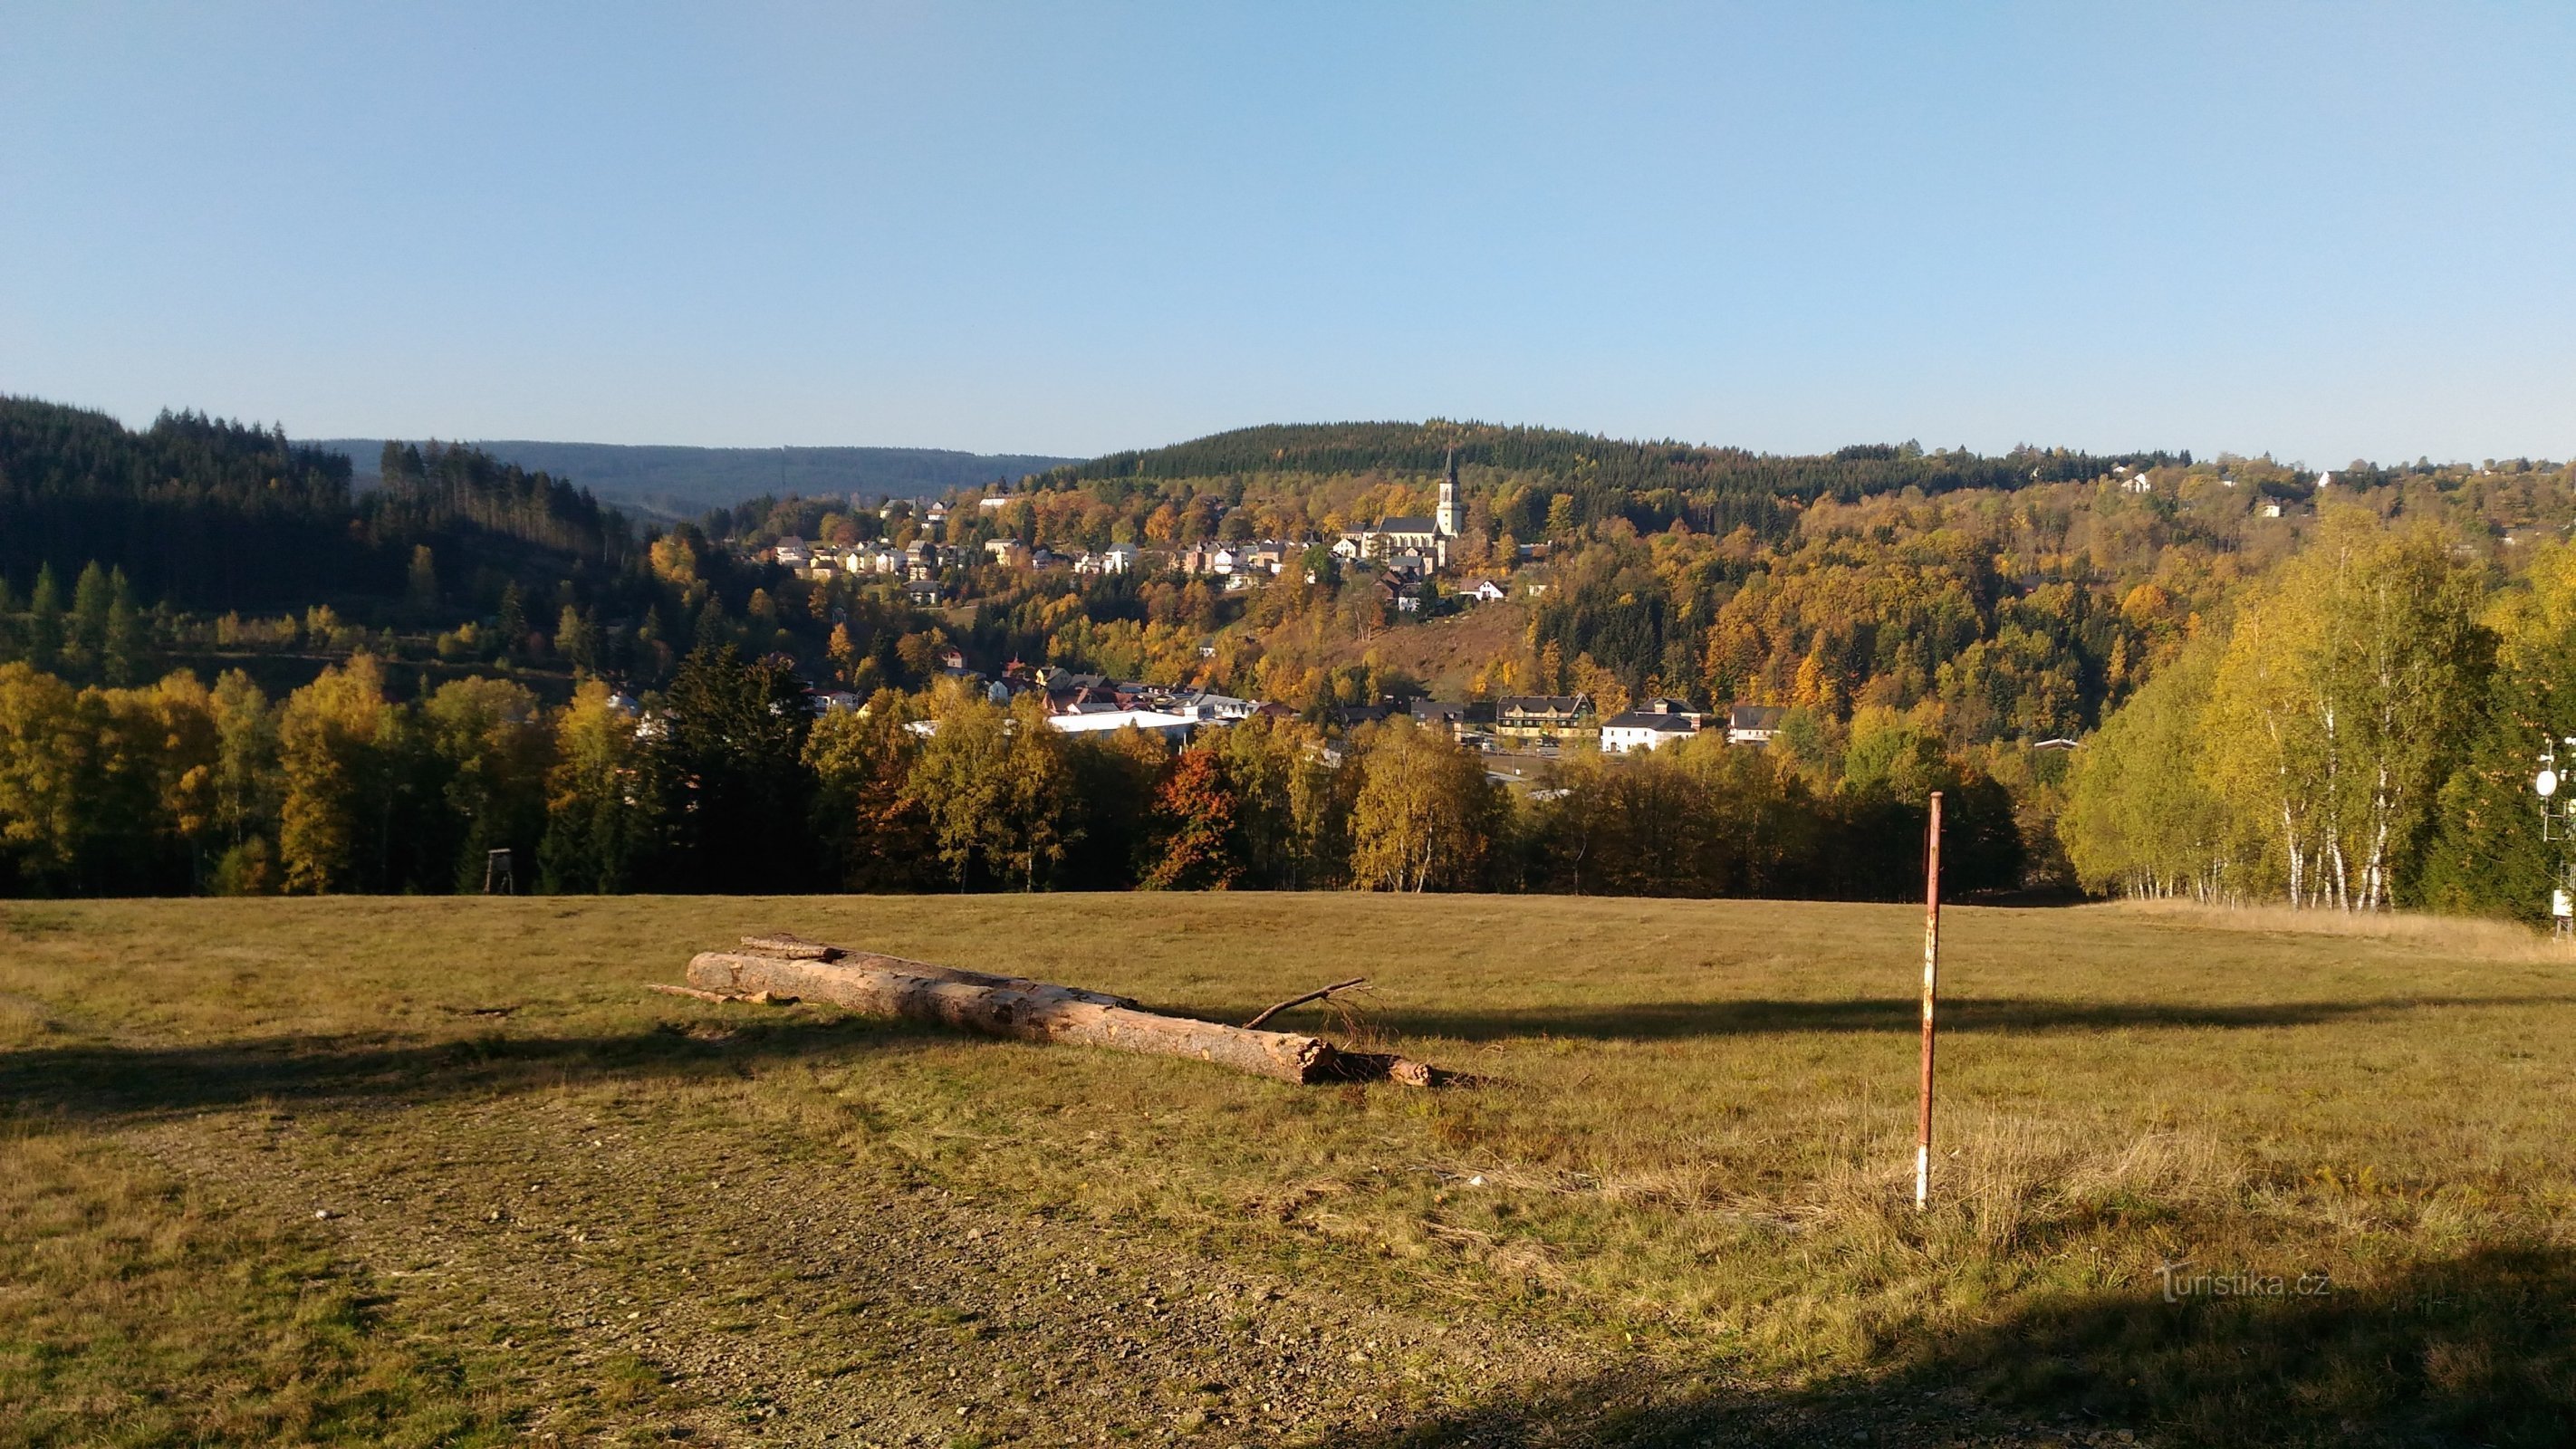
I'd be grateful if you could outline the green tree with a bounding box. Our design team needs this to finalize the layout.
[2060,636,2241,899]
[803,691,936,891]
[207,670,280,892]
[2418,540,2576,918]
[2205,511,2489,909]
[423,677,552,892]
[909,687,1013,888]
[24,566,62,675]
[101,568,145,686]
[538,680,647,893]
[638,645,812,891]
[1349,717,1500,892]
[996,694,1074,890]
[66,561,111,680]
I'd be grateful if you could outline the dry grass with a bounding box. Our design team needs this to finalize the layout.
[2100,897,2576,961]
[4,894,2574,1445]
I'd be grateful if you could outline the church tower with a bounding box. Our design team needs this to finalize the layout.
[1436,446,1463,538]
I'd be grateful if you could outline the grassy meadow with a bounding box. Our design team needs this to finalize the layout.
[3,894,2573,1446]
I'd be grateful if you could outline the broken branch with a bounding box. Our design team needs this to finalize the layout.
[1243,977,1370,1030]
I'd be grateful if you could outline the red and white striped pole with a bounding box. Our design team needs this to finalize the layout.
[1916,790,1944,1213]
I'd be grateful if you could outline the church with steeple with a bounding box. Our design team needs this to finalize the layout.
[1335,444,1465,571]
[1435,445,1464,538]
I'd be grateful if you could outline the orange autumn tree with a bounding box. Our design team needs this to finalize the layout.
[1145,745,1239,889]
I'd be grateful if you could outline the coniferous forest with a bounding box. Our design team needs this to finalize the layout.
[5,397,2576,918]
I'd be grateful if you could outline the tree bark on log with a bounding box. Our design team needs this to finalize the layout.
[684,941,1455,1088]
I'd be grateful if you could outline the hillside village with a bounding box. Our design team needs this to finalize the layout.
[734,446,1814,768]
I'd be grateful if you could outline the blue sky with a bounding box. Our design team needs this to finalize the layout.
[4,3,2571,464]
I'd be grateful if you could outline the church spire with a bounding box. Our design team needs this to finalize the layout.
[1437,445,1463,538]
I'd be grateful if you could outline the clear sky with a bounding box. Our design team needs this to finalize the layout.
[4,3,2571,465]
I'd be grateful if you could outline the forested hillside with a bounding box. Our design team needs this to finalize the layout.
[0,398,634,617]
[8,400,2576,916]
[322,438,1078,521]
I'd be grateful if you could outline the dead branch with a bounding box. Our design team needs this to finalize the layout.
[1243,977,1370,1030]
[647,983,798,1005]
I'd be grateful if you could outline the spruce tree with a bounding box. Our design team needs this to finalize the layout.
[69,561,111,679]
[101,568,144,686]
[26,564,63,674]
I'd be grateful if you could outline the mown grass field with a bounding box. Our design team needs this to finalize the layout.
[3,895,2572,1447]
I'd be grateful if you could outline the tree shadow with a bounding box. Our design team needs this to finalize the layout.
[1235,994,2576,1044]
[0,1014,934,1126]
[1331,1243,2576,1447]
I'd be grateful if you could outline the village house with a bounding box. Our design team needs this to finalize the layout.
[905,580,943,607]
[771,535,812,571]
[1408,699,1471,738]
[1073,542,1139,575]
[1465,578,1507,602]
[1495,695,1596,744]
[1725,704,1788,746]
[1171,690,1259,723]
[1600,705,1698,754]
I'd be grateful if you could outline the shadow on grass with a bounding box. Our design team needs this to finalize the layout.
[1337,1243,2576,1448]
[1261,994,2576,1043]
[0,1014,928,1125]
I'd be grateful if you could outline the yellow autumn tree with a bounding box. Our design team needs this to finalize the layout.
[277,654,401,894]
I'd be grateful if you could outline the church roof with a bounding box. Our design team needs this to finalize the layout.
[1375,516,1437,533]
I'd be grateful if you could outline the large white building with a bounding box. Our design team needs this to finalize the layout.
[1341,447,1466,569]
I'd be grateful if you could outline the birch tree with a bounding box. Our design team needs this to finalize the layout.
[2204,511,2486,909]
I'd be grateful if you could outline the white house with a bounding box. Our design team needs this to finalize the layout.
[1074,542,1139,575]
[1600,710,1697,754]
[1725,704,1788,746]
[1171,691,1258,723]
[1043,708,1198,743]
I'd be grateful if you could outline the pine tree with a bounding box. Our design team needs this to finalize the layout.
[638,645,812,891]
[67,561,112,680]
[101,568,144,686]
[495,582,527,654]
[24,566,63,674]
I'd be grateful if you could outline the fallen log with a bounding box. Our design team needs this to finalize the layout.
[683,939,1456,1088]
